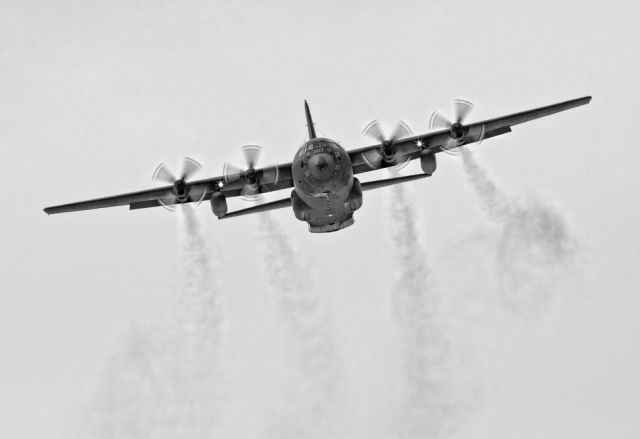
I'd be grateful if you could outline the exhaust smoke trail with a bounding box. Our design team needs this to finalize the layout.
[176,205,222,366]
[460,147,578,317]
[388,184,468,439]
[83,206,223,438]
[258,213,341,439]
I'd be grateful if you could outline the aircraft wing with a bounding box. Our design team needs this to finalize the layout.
[349,96,592,174]
[43,163,294,214]
[44,96,591,215]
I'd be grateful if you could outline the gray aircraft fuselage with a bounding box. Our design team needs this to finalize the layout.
[290,137,363,233]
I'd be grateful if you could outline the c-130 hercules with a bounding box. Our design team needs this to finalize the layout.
[44,96,591,233]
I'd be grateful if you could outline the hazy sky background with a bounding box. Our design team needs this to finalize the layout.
[2,0,639,438]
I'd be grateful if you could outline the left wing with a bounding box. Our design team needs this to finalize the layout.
[349,96,592,174]
[44,162,294,214]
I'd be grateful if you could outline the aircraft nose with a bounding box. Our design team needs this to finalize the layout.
[308,153,335,181]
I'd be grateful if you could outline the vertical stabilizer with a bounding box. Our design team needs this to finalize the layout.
[304,100,317,140]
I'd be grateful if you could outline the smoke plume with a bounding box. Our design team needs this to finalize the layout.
[460,147,579,317]
[258,213,342,439]
[83,206,223,438]
[387,183,468,439]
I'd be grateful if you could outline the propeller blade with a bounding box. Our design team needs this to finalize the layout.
[441,138,459,152]
[453,98,474,123]
[180,156,202,181]
[362,120,386,143]
[391,155,412,172]
[478,123,486,143]
[222,162,244,184]
[241,145,262,170]
[152,163,177,185]
[158,197,177,212]
[240,185,262,201]
[389,120,413,141]
[189,185,208,206]
[428,111,452,130]
[260,165,280,186]
[362,148,383,170]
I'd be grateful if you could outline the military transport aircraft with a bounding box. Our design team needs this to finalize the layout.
[44,96,591,233]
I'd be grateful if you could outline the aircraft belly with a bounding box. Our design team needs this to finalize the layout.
[298,183,353,232]
[304,184,349,217]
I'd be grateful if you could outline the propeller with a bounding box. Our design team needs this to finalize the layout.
[223,145,279,201]
[361,120,414,171]
[152,156,206,211]
[428,98,485,154]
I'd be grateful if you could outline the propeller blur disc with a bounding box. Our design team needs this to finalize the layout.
[361,120,415,170]
[428,98,479,155]
[225,144,277,201]
[151,156,204,211]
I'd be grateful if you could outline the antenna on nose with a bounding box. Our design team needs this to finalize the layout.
[304,100,317,140]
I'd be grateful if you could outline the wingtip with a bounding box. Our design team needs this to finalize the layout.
[567,96,592,107]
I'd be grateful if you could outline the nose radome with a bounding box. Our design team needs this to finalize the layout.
[308,153,335,180]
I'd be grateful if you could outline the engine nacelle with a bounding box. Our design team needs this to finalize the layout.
[450,122,465,140]
[420,152,437,175]
[210,192,228,218]
[174,180,189,202]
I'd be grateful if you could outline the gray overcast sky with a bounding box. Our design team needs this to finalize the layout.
[2,0,639,437]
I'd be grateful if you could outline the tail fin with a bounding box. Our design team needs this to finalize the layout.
[304,100,317,140]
